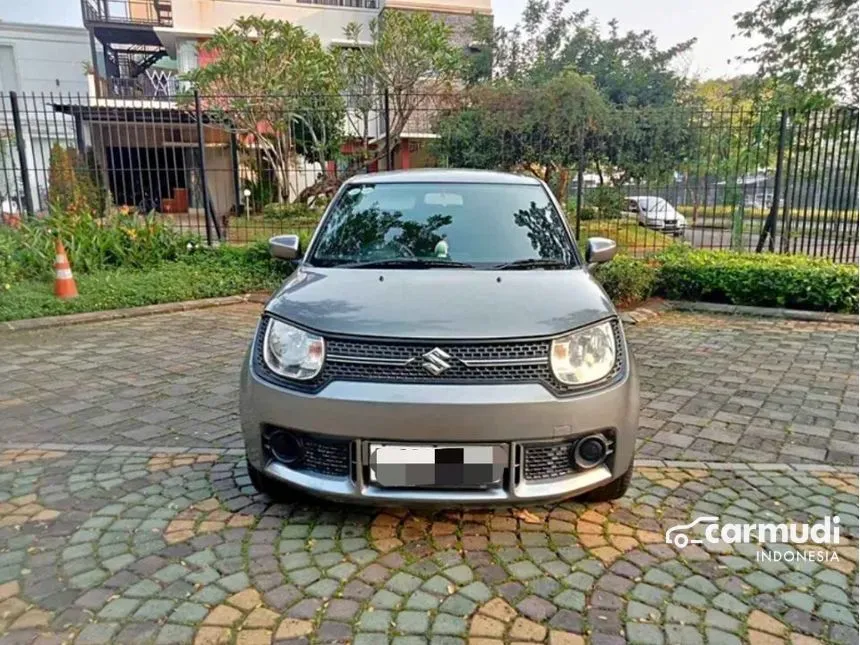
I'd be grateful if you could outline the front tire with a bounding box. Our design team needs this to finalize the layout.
[579,463,633,502]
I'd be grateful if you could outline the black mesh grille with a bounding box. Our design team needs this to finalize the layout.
[253,316,625,396]
[301,435,350,477]
[523,441,576,481]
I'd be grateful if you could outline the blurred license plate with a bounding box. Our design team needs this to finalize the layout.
[369,444,506,488]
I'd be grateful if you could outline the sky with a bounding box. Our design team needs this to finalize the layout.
[0,0,760,80]
[492,0,761,79]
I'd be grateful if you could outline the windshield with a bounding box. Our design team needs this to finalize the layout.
[308,182,576,268]
[637,197,670,213]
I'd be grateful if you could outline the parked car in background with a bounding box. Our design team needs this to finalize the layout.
[240,169,639,506]
[625,196,687,236]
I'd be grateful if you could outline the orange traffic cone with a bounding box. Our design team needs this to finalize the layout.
[54,239,78,299]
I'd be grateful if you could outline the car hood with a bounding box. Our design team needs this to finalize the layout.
[265,267,615,339]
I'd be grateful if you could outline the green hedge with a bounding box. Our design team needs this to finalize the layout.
[591,248,858,313]
[653,247,858,313]
[591,255,656,307]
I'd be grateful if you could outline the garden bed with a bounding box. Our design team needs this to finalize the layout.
[0,247,290,323]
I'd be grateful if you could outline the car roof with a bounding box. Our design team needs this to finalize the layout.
[344,169,542,186]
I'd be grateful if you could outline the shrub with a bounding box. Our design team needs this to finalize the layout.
[654,247,858,313]
[262,202,321,221]
[0,244,294,322]
[583,186,625,221]
[592,254,656,307]
[0,228,21,287]
[7,208,195,280]
[47,144,108,217]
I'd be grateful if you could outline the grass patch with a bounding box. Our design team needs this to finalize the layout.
[0,245,291,322]
[577,219,676,254]
[225,216,320,244]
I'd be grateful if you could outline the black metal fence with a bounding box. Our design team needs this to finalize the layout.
[1,90,857,262]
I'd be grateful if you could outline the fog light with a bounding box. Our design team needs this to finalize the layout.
[268,430,303,465]
[573,434,608,469]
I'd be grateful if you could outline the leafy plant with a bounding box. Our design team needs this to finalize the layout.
[654,246,858,312]
[6,208,195,280]
[262,202,321,221]
[592,254,656,307]
[0,244,294,322]
[583,186,625,221]
[47,144,108,218]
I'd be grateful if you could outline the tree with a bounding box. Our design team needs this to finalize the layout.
[734,0,859,105]
[338,10,463,159]
[183,16,346,202]
[488,0,695,107]
[292,10,465,202]
[433,71,612,199]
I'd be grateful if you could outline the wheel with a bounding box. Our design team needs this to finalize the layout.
[246,459,280,497]
[578,463,633,502]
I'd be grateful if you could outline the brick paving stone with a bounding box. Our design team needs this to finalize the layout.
[0,307,858,645]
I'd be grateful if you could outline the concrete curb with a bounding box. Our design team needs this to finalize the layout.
[668,300,858,324]
[1,441,854,474]
[0,292,271,332]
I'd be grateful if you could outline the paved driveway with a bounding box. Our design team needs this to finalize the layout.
[0,448,856,645]
[0,306,857,645]
[1,305,856,465]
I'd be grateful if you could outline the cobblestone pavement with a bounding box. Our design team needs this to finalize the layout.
[0,448,856,645]
[0,305,857,465]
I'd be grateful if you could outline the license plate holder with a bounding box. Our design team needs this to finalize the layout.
[369,444,507,489]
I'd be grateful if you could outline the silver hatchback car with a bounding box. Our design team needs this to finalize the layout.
[240,169,639,505]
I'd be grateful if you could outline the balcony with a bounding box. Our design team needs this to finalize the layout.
[82,0,173,27]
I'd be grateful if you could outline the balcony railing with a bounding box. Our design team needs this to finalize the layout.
[93,72,179,100]
[82,0,173,27]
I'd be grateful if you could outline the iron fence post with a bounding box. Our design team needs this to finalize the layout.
[383,88,391,170]
[230,130,241,217]
[194,90,215,245]
[757,109,789,253]
[9,91,33,217]
[575,130,585,240]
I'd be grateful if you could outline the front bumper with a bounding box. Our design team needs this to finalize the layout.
[240,339,639,506]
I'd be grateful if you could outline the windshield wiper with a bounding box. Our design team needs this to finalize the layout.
[340,257,475,269]
[493,258,571,270]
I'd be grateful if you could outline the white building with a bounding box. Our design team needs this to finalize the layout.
[0,22,95,213]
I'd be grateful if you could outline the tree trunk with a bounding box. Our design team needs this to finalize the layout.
[555,167,570,203]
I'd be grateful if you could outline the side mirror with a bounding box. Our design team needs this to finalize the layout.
[586,237,616,265]
[269,234,301,261]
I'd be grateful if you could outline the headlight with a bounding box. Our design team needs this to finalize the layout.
[550,321,617,385]
[263,319,325,380]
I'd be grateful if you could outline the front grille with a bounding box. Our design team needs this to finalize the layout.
[254,317,625,396]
